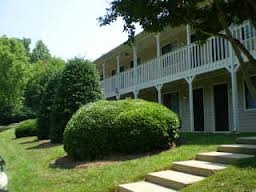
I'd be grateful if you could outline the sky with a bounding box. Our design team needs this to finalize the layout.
[0,0,142,61]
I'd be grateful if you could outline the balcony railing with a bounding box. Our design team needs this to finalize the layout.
[102,21,256,98]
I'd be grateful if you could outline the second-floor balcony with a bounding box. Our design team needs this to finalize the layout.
[102,21,256,98]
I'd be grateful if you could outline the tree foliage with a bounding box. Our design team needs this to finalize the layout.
[24,58,65,114]
[31,40,51,63]
[99,0,256,97]
[49,58,103,143]
[0,36,29,114]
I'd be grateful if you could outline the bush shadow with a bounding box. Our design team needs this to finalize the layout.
[50,150,163,169]
[26,140,61,150]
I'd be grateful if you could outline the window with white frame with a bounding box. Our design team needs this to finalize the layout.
[245,76,256,109]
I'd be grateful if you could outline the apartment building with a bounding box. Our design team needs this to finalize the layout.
[94,21,256,133]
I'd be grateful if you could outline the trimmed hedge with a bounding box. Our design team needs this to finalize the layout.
[64,99,180,161]
[15,119,38,138]
[37,72,62,140]
[49,58,102,143]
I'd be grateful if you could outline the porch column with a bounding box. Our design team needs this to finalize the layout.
[156,84,163,104]
[133,90,139,99]
[187,25,192,69]
[102,62,106,80]
[186,25,191,45]
[155,33,161,57]
[116,55,120,74]
[102,62,106,98]
[227,64,240,132]
[185,76,195,132]
[116,56,120,99]
[132,45,138,86]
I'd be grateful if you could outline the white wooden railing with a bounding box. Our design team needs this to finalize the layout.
[103,21,256,98]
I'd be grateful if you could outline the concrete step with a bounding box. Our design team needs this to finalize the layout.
[118,181,177,192]
[172,160,227,177]
[196,151,254,164]
[218,144,256,155]
[236,137,256,145]
[145,170,204,190]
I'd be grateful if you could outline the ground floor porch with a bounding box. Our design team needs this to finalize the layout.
[107,68,256,133]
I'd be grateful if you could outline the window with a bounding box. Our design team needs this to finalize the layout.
[111,69,116,76]
[120,66,125,72]
[130,58,142,68]
[245,76,256,109]
[161,42,177,55]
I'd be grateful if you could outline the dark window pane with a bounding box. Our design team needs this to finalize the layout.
[245,77,256,109]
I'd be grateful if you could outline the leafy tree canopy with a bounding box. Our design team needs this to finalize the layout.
[0,36,30,113]
[31,40,51,63]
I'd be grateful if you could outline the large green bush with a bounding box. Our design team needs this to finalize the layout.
[50,58,102,143]
[64,99,180,161]
[15,119,38,138]
[37,72,62,140]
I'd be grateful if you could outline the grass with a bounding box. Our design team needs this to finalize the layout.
[0,122,256,192]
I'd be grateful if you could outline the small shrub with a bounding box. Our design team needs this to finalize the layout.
[64,99,180,161]
[50,58,102,143]
[15,119,38,138]
[37,72,62,140]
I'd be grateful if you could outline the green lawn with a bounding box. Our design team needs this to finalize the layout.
[0,124,256,192]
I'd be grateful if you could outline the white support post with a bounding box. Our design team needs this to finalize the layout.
[226,64,240,133]
[102,62,106,99]
[155,33,161,57]
[156,84,163,104]
[133,90,139,99]
[187,25,192,69]
[187,25,191,45]
[185,76,195,132]
[132,45,138,86]
[116,55,120,74]
[227,37,240,133]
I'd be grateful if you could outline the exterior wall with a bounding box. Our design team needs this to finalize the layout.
[237,67,256,132]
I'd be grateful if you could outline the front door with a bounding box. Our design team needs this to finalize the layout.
[214,84,229,131]
[193,88,204,131]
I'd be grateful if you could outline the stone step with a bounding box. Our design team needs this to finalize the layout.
[218,144,256,155]
[172,160,227,177]
[118,181,177,192]
[145,170,204,190]
[196,151,254,164]
[236,137,256,145]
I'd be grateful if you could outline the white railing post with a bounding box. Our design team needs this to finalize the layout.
[185,76,195,132]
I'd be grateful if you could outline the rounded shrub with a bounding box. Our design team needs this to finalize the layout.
[37,72,62,140]
[15,119,38,138]
[64,99,180,161]
[50,58,102,143]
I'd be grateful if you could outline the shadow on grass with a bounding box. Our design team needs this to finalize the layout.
[233,157,256,169]
[50,150,163,169]
[19,139,38,144]
[26,140,61,150]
